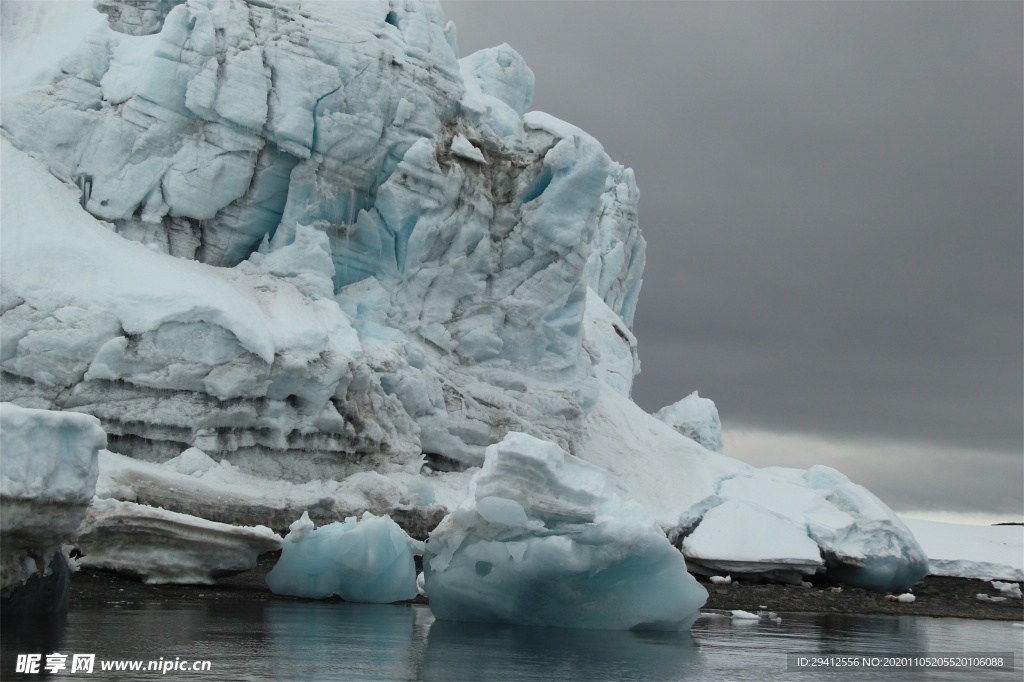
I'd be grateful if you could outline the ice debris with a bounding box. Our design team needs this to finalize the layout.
[730,610,760,620]
[991,581,1022,599]
[423,432,708,630]
[266,511,420,603]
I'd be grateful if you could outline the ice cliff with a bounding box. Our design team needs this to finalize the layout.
[1,0,643,477]
[1,0,926,597]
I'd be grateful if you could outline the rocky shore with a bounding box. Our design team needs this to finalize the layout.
[67,552,1022,622]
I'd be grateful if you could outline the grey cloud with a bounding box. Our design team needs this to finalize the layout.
[443,2,1022,500]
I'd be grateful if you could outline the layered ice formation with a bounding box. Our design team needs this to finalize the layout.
[1,0,933,596]
[77,498,281,584]
[424,432,708,630]
[0,403,106,598]
[266,511,419,602]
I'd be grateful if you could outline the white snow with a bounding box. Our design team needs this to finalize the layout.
[424,432,707,631]
[901,518,1024,581]
[266,511,419,602]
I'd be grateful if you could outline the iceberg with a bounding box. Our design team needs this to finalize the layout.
[424,432,708,630]
[1,403,105,607]
[1,0,931,598]
[266,511,419,603]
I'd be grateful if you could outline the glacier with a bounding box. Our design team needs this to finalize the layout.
[423,432,708,630]
[0,0,931,610]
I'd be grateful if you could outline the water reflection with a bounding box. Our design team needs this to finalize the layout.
[1,600,1020,681]
[422,618,697,681]
[265,602,425,680]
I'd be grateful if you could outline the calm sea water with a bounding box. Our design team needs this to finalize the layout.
[2,600,1020,681]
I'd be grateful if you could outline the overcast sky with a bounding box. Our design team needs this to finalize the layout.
[443,1,1023,522]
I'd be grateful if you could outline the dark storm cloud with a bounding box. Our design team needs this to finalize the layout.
[442,1,1022,513]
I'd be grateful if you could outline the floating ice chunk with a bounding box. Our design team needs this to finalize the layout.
[991,581,1022,599]
[424,432,707,631]
[266,511,419,603]
[730,610,759,620]
[654,391,723,453]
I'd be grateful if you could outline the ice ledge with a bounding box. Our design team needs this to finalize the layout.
[77,498,281,585]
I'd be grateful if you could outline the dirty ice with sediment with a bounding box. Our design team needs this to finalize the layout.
[1,0,974,628]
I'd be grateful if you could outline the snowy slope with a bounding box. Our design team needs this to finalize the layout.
[901,518,1023,582]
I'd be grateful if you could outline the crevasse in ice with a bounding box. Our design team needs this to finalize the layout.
[424,432,708,630]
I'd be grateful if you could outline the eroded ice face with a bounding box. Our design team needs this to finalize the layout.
[266,511,419,603]
[423,432,708,631]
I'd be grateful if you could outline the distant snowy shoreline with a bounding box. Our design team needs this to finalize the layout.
[68,555,1023,622]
